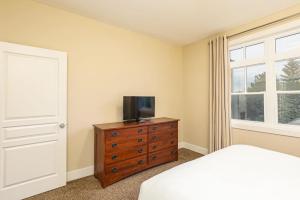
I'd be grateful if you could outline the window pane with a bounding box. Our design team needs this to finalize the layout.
[278,94,300,125]
[230,48,243,62]
[246,43,264,59]
[232,68,245,93]
[231,94,264,122]
[247,64,266,92]
[276,33,300,53]
[276,58,300,91]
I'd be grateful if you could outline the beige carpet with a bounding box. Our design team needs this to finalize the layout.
[27,148,202,200]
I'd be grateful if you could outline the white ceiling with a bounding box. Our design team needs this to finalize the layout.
[36,0,299,45]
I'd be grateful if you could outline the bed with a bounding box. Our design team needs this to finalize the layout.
[138,145,300,200]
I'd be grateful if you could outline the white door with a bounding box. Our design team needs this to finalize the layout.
[0,42,67,200]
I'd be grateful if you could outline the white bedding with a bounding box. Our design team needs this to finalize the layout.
[138,145,300,200]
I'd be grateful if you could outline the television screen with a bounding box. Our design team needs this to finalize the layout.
[123,96,155,121]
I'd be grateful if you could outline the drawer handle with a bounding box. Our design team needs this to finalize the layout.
[138,160,144,165]
[137,138,143,143]
[138,128,143,133]
[111,167,118,173]
[151,126,158,131]
[151,155,157,160]
[111,131,118,137]
[112,143,117,148]
[111,155,118,160]
[137,148,143,153]
[152,145,157,149]
[170,141,175,145]
[170,132,174,136]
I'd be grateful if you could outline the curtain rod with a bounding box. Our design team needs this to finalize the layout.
[227,12,300,39]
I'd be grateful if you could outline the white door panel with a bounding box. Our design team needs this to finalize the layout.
[3,124,57,140]
[4,141,56,187]
[5,52,59,120]
[2,124,58,148]
[0,42,67,200]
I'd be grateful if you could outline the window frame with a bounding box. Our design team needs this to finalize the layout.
[229,20,300,138]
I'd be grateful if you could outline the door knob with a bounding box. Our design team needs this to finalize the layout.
[59,123,65,128]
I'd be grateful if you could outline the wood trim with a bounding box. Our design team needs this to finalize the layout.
[93,117,179,130]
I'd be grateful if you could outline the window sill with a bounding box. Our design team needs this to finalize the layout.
[231,120,300,138]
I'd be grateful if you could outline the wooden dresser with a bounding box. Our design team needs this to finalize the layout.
[93,117,179,187]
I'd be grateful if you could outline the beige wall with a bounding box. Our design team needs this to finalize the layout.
[183,38,210,148]
[233,129,300,157]
[0,0,184,171]
[1,0,300,173]
[183,5,300,157]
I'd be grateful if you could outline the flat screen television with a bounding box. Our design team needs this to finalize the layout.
[123,96,155,122]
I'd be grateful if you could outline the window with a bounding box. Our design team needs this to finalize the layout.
[276,58,300,125]
[276,33,300,53]
[245,43,264,59]
[231,94,264,122]
[230,48,243,62]
[229,22,300,137]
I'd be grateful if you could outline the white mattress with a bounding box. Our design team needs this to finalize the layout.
[138,145,300,200]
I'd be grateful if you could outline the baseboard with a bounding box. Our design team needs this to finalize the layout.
[178,141,185,149]
[178,142,208,155]
[67,165,94,182]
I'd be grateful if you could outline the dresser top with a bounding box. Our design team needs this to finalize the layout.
[93,117,179,131]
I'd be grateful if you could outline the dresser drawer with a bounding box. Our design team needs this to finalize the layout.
[105,134,147,152]
[149,130,177,143]
[148,146,177,167]
[149,122,177,133]
[105,145,147,164]
[149,137,177,152]
[105,155,147,182]
[94,118,179,187]
[105,126,147,142]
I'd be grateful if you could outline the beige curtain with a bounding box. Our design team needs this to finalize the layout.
[209,35,232,153]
